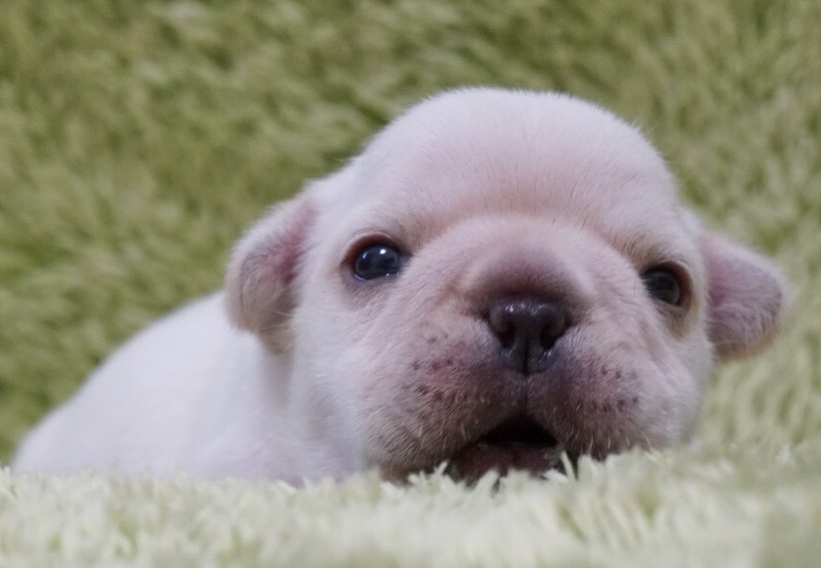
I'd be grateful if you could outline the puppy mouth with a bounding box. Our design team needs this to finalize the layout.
[444,416,566,481]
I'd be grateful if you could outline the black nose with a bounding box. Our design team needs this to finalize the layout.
[487,298,568,375]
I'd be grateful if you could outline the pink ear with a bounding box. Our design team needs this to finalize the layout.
[224,194,316,349]
[701,233,789,359]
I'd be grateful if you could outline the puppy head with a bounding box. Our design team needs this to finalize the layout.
[226,88,788,481]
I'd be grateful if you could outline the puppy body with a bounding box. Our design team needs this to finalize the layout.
[13,88,787,482]
[13,294,339,482]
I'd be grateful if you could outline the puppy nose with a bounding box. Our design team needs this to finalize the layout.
[487,298,567,376]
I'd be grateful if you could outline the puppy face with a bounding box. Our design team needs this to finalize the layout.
[226,89,787,481]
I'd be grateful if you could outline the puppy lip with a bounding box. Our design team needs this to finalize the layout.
[477,415,559,447]
[443,416,564,481]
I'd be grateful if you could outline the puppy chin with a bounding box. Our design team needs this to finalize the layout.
[445,443,566,482]
[376,415,569,483]
[443,417,567,482]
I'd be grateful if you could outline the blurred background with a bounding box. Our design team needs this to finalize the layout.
[0,0,818,460]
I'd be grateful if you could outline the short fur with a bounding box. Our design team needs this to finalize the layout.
[13,88,788,484]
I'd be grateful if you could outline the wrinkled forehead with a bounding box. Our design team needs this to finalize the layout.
[327,90,692,257]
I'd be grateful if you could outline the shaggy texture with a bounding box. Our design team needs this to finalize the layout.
[0,0,819,565]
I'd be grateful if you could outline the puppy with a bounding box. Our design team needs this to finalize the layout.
[13,88,788,483]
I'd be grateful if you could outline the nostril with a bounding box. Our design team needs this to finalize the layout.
[488,304,518,349]
[486,298,568,375]
[540,307,567,349]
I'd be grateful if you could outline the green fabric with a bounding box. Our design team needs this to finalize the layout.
[1,0,818,565]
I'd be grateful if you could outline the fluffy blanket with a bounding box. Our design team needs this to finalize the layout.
[1,0,818,565]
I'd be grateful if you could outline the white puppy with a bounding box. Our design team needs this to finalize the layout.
[13,88,788,483]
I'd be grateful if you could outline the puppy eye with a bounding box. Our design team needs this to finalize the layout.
[353,243,405,280]
[642,266,683,306]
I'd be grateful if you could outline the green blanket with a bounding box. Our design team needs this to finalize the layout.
[1,0,818,565]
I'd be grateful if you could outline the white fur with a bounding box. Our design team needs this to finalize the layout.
[13,88,788,483]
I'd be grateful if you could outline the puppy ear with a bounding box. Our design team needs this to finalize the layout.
[224,193,316,349]
[700,233,789,359]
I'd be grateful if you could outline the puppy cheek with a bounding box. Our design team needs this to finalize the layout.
[535,321,704,452]
[353,326,506,470]
[625,326,711,445]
